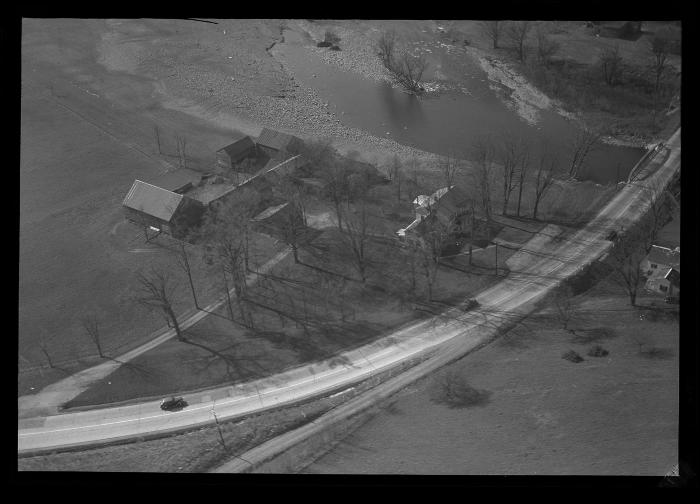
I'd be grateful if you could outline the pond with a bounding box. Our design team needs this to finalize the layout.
[274,29,643,184]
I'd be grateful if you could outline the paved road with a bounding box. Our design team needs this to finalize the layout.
[18,129,680,455]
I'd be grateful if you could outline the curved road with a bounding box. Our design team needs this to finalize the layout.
[18,129,680,455]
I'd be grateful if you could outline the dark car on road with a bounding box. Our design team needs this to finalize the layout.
[160,396,188,412]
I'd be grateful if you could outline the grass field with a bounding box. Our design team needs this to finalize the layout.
[19,19,284,394]
[303,274,679,475]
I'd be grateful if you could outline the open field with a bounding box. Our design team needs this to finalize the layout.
[302,276,679,475]
[20,25,286,394]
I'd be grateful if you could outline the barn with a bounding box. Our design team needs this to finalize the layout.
[216,136,256,172]
[146,168,203,194]
[122,180,204,240]
[256,128,304,158]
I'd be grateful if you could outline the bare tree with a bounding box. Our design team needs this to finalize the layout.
[531,140,560,220]
[176,135,188,168]
[568,126,601,179]
[412,214,448,302]
[175,241,199,310]
[497,134,526,215]
[321,155,352,232]
[506,21,532,62]
[514,139,532,217]
[478,20,503,49]
[535,25,560,67]
[387,155,403,201]
[648,31,673,94]
[470,136,497,237]
[339,182,375,283]
[39,339,56,369]
[439,152,462,189]
[377,31,428,93]
[135,268,185,341]
[599,45,623,86]
[82,314,105,359]
[552,283,576,333]
[608,226,649,307]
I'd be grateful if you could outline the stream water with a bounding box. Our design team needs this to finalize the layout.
[275,29,643,184]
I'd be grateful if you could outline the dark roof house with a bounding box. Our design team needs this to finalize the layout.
[217,136,256,161]
[256,128,304,154]
[122,180,204,239]
[147,168,203,194]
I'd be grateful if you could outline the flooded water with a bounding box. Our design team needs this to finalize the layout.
[275,30,643,184]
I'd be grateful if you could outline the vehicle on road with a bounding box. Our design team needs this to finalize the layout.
[160,396,187,412]
[460,299,480,311]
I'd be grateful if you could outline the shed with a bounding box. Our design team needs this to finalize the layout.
[147,168,202,194]
[216,136,256,171]
[256,128,304,157]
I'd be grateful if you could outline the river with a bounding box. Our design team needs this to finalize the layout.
[274,28,643,184]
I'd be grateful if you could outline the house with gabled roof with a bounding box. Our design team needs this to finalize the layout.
[256,127,304,157]
[642,245,680,299]
[397,185,473,247]
[122,180,204,239]
[216,136,256,172]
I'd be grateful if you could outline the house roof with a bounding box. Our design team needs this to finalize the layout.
[664,267,680,287]
[147,168,202,193]
[256,128,303,152]
[218,136,255,159]
[186,182,238,206]
[646,245,680,268]
[122,180,184,222]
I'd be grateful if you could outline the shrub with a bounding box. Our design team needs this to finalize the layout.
[562,350,584,363]
[317,41,332,48]
[429,369,492,408]
[587,345,609,357]
[639,346,675,360]
[324,29,341,46]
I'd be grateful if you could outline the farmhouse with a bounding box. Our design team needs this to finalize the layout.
[122,180,204,239]
[642,245,681,298]
[641,245,680,275]
[396,185,472,245]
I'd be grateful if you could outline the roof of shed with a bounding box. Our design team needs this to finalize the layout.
[218,136,255,158]
[256,128,302,152]
[122,180,184,222]
[147,168,202,193]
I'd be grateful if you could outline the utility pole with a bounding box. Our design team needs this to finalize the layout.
[211,407,227,451]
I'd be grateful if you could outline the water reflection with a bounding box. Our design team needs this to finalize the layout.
[275,31,643,184]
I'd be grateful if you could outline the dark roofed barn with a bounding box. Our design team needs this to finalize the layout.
[147,168,203,194]
[256,128,304,157]
[122,180,204,240]
[216,136,256,172]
